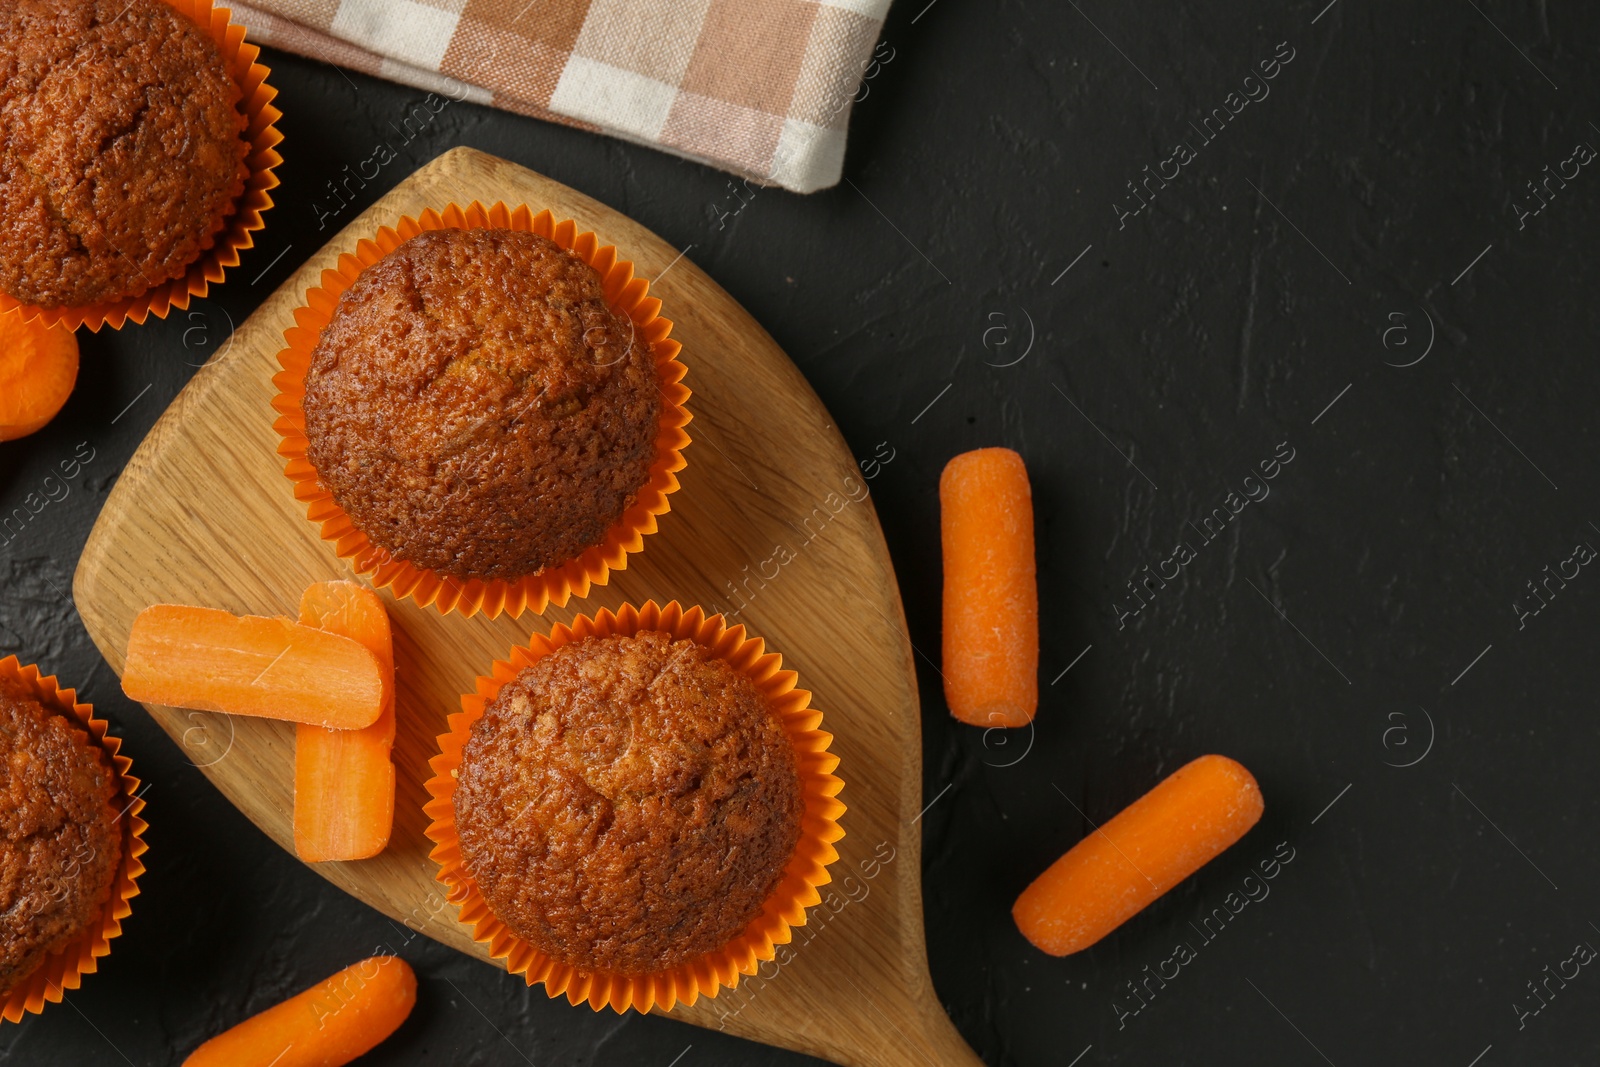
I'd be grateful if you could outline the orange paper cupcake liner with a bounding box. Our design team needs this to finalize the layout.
[423,600,845,1014]
[0,0,283,333]
[0,657,148,1024]
[271,201,692,620]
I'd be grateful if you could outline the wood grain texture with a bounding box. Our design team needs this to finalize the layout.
[73,148,981,1067]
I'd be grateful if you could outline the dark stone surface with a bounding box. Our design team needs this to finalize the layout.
[4,0,1599,1062]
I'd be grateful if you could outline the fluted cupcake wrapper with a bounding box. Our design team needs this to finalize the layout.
[0,657,149,1024]
[422,600,846,1014]
[0,0,284,333]
[270,201,693,620]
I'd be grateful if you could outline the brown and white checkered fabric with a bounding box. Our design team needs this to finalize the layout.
[227,0,892,192]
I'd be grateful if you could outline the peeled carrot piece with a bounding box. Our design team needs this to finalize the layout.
[1014,755,1264,956]
[183,955,416,1067]
[0,310,78,441]
[940,447,1038,727]
[295,581,396,862]
[123,605,384,730]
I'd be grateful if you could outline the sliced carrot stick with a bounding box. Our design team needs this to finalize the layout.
[123,605,384,730]
[295,581,395,862]
[1013,755,1264,956]
[940,447,1038,727]
[0,310,78,442]
[183,955,416,1067]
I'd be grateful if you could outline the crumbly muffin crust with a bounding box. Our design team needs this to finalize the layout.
[0,677,123,996]
[0,0,249,308]
[454,632,804,974]
[302,227,661,582]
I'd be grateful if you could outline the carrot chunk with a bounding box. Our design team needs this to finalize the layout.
[123,604,384,730]
[0,310,78,442]
[183,955,416,1067]
[294,581,396,862]
[940,447,1038,727]
[1013,755,1264,956]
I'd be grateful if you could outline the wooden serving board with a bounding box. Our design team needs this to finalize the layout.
[74,147,981,1067]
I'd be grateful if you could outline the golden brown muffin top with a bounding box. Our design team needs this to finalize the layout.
[454,632,804,975]
[302,228,662,582]
[0,676,123,996]
[0,0,249,309]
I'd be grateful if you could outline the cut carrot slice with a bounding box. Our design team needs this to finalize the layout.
[0,310,78,442]
[123,605,384,729]
[295,581,396,862]
[941,447,1039,727]
[1013,755,1264,955]
[183,955,416,1067]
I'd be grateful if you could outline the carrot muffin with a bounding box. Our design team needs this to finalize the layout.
[301,228,661,582]
[0,0,250,309]
[453,631,804,974]
[0,676,123,996]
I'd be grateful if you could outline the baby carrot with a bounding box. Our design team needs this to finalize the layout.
[183,955,416,1067]
[295,581,396,862]
[123,604,385,730]
[0,310,78,442]
[1013,755,1263,955]
[940,447,1038,727]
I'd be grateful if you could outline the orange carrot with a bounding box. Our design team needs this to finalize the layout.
[183,955,415,1067]
[123,605,384,730]
[1013,755,1264,956]
[940,447,1038,727]
[295,581,395,861]
[0,311,78,442]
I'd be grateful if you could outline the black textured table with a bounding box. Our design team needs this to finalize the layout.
[5,1,1600,1063]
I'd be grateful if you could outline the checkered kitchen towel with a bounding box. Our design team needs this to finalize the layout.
[227,0,894,193]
